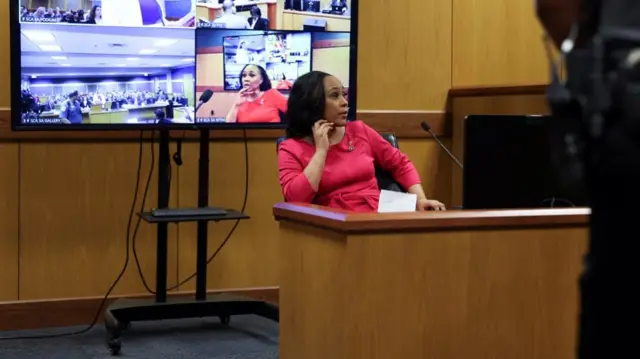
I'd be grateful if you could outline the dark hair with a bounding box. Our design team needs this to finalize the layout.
[69,90,79,98]
[239,64,272,91]
[154,109,166,121]
[250,6,261,17]
[89,5,100,22]
[285,71,331,138]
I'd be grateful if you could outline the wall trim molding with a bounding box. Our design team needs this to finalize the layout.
[448,84,548,97]
[359,110,447,138]
[0,109,446,142]
[0,286,278,332]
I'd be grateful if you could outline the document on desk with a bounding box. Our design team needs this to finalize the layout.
[378,190,417,213]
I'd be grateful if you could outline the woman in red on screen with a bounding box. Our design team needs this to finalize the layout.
[225,64,288,124]
[278,71,446,212]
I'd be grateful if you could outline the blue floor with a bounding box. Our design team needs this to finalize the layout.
[0,315,278,358]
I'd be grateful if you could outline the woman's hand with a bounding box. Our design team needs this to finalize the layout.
[233,87,252,107]
[312,120,333,152]
[417,198,446,211]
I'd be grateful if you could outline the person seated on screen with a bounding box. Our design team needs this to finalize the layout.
[154,109,171,124]
[212,0,249,29]
[331,0,348,12]
[226,64,288,123]
[277,71,446,212]
[276,73,293,91]
[248,6,269,30]
[59,91,83,125]
[101,0,194,27]
[85,5,103,24]
[79,95,92,109]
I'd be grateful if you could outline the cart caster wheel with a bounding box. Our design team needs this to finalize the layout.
[108,338,121,356]
[219,315,231,326]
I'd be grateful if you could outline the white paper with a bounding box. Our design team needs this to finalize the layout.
[377,190,417,213]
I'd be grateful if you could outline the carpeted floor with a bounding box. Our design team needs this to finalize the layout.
[0,315,278,358]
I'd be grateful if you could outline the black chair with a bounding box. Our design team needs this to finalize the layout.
[276,134,405,192]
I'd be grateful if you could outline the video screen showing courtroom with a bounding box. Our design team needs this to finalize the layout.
[196,0,351,32]
[195,29,350,124]
[19,24,196,126]
[19,0,196,27]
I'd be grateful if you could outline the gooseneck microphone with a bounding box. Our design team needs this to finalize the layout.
[421,121,464,169]
[194,89,214,113]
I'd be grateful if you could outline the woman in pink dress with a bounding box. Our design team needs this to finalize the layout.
[278,71,446,212]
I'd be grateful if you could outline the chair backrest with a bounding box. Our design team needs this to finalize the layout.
[374,133,404,192]
[276,133,405,192]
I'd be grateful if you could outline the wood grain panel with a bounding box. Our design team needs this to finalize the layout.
[0,287,278,331]
[273,202,588,233]
[0,110,447,140]
[452,0,549,87]
[279,223,348,359]
[450,91,549,206]
[18,141,180,299]
[175,140,284,291]
[278,213,588,359]
[342,228,586,359]
[0,143,19,301]
[357,0,452,110]
[360,111,448,138]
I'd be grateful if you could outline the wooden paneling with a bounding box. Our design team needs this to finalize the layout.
[0,0,554,327]
[360,111,448,138]
[0,110,447,141]
[357,0,452,110]
[277,207,588,359]
[452,0,549,87]
[18,141,180,299]
[0,108,449,305]
[176,140,284,291]
[0,287,278,331]
[273,202,589,233]
[0,143,19,301]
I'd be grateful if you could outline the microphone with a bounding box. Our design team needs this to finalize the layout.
[420,121,464,169]
[194,89,213,113]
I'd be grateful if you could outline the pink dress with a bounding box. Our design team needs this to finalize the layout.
[278,120,421,212]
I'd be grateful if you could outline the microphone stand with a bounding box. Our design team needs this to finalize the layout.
[421,121,464,169]
[421,121,464,209]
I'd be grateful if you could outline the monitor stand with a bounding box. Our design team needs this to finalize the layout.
[103,128,278,356]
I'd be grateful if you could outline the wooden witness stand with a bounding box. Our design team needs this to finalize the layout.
[273,203,590,359]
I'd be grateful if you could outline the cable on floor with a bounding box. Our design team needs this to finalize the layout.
[0,130,148,340]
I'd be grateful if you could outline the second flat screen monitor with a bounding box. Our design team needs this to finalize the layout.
[195,29,350,124]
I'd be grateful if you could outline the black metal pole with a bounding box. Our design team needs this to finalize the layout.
[155,129,171,303]
[195,128,210,301]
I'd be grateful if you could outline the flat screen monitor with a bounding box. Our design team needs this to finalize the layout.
[11,0,359,131]
[462,115,589,210]
[195,29,351,125]
[222,31,313,92]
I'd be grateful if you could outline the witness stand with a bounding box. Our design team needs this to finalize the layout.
[274,202,589,359]
[104,128,279,355]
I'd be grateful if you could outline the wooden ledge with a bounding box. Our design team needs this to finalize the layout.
[273,202,590,233]
[0,109,445,142]
[448,84,549,98]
